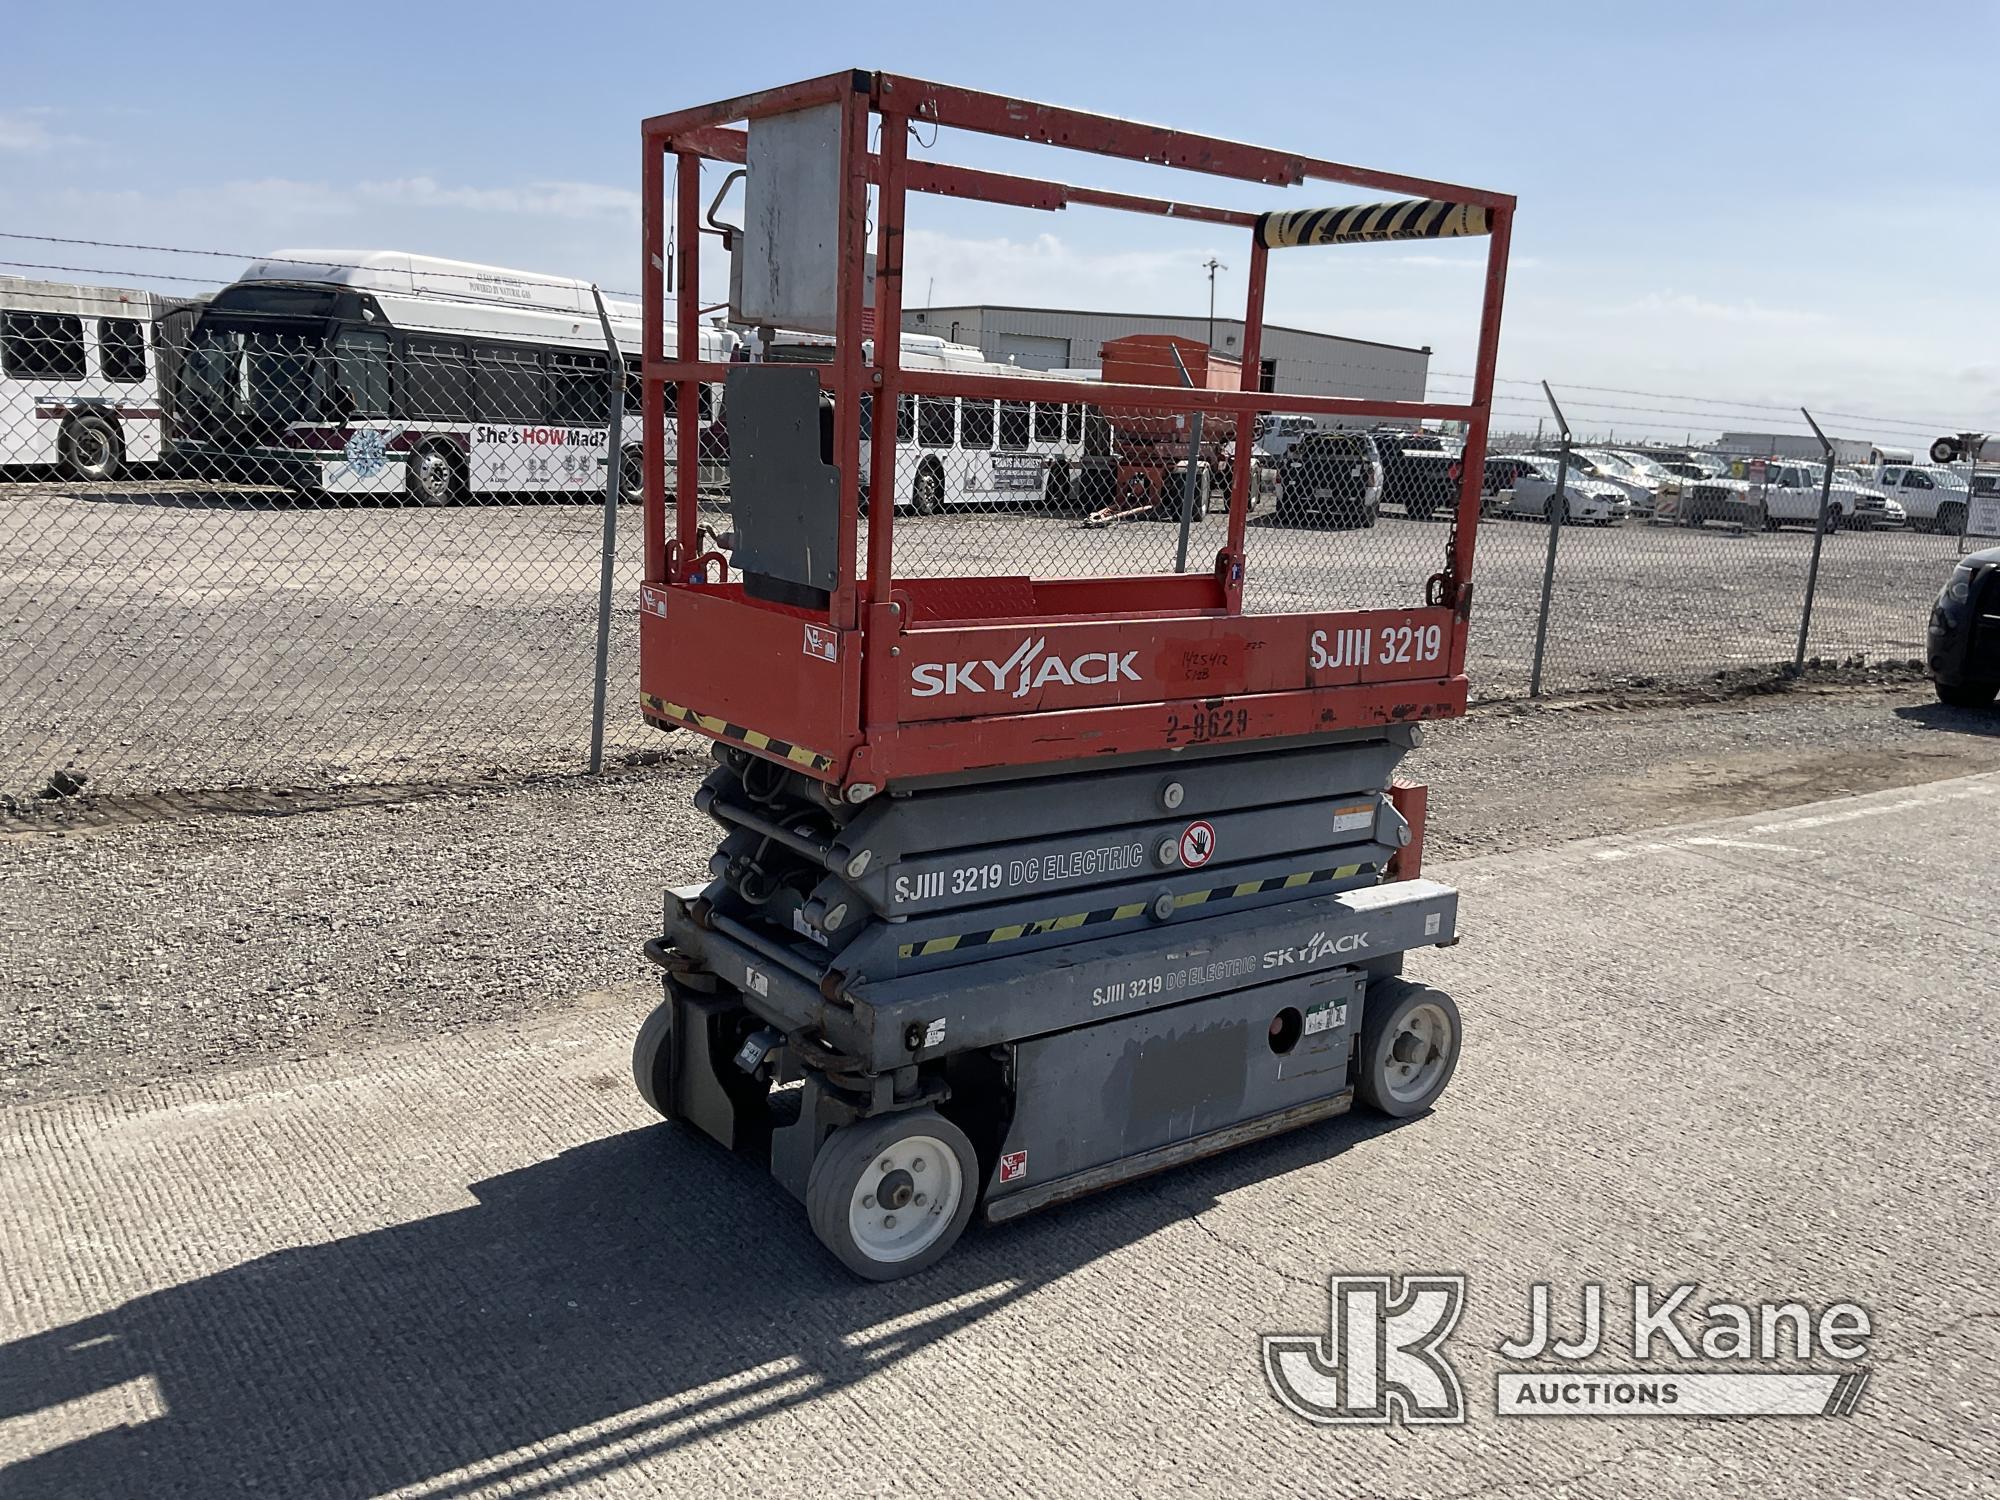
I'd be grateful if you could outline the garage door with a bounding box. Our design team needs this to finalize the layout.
[994,333,1071,371]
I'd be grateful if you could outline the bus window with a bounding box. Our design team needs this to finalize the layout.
[859,393,872,442]
[960,399,995,450]
[474,347,546,424]
[98,319,147,383]
[547,351,610,425]
[998,400,1030,450]
[897,395,915,442]
[917,396,955,448]
[332,330,392,418]
[1034,401,1064,443]
[1064,404,1082,444]
[623,357,641,413]
[405,340,470,420]
[2,310,86,380]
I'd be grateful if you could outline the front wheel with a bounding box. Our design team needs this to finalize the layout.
[1935,678,1998,709]
[805,1109,979,1281]
[407,443,462,507]
[911,462,945,516]
[1544,495,1569,525]
[59,412,123,482]
[1821,506,1843,534]
[1356,980,1462,1118]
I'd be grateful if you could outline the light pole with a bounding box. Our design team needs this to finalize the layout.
[1202,256,1227,352]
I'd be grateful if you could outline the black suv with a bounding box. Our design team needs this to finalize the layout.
[1275,431,1382,528]
[1371,429,1460,520]
[1929,546,2000,708]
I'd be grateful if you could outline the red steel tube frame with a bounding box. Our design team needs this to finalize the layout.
[638,72,1514,787]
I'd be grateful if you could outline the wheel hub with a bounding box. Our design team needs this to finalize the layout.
[877,1167,915,1210]
[846,1132,962,1265]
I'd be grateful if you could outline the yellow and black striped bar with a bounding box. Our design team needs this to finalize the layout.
[896,861,1372,960]
[641,693,836,774]
[1256,198,1490,249]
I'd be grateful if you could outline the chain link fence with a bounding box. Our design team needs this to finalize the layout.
[2,250,1990,807]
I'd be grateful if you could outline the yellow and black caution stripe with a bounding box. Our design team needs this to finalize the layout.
[896,862,1371,959]
[1256,199,1490,250]
[641,693,836,774]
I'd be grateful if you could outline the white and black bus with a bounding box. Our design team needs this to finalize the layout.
[173,251,734,502]
[0,276,203,481]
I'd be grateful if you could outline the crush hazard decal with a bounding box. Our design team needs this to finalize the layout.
[998,1150,1029,1183]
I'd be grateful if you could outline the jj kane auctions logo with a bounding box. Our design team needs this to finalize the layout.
[910,637,1141,699]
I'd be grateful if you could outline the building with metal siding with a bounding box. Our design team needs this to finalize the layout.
[901,304,1430,412]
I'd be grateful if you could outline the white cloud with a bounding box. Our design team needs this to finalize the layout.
[356,176,638,220]
[0,109,83,153]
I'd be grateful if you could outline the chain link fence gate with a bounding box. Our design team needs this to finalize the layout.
[1,244,1990,808]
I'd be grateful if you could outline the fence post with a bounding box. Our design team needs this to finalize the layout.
[587,286,628,775]
[1528,380,1571,697]
[1794,406,1835,672]
[1168,343,1204,573]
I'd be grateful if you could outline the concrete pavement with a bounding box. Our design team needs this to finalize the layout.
[2,773,1996,1498]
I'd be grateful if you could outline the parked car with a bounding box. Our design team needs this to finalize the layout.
[1572,448,1660,513]
[1275,431,1383,528]
[1482,454,1628,524]
[1878,465,1973,535]
[1372,428,1459,520]
[1928,545,2000,707]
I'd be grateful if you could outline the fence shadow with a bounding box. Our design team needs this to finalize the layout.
[1892,701,2000,738]
[0,1108,1405,1497]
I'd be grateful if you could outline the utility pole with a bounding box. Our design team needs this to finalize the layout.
[1202,256,1227,351]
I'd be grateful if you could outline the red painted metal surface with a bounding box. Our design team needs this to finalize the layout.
[1387,781,1428,882]
[637,72,1514,793]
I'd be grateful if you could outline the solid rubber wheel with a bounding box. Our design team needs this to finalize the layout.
[1357,980,1462,1118]
[806,1110,978,1281]
[1935,679,1998,709]
[631,998,677,1120]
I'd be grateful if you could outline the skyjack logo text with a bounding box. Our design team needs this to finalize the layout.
[909,637,1141,699]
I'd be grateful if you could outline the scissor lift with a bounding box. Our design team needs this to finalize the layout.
[632,71,1515,1278]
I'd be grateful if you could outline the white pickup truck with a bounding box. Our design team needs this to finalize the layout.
[1876,465,1973,535]
[1748,460,1898,532]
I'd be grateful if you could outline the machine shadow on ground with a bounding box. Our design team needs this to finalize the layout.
[0,1107,1411,1497]
[1894,702,2000,737]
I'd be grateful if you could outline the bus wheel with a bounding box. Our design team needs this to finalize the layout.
[407,443,462,507]
[621,449,644,504]
[1044,459,1072,514]
[912,461,945,516]
[59,412,123,482]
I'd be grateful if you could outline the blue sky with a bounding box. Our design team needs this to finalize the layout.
[5,0,1994,438]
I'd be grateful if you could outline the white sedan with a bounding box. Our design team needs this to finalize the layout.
[1483,455,1630,524]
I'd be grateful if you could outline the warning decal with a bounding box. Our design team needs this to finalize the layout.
[998,1150,1029,1183]
[1178,820,1216,869]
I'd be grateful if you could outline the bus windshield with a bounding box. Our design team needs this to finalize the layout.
[183,324,325,426]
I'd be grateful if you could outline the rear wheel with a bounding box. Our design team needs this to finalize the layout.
[1937,501,1967,537]
[1544,495,1569,525]
[620,448,643,503]
[1822,505,1843,534]
[1357,980,1462,1118]
[59,412,122,482]
[911,461,945,516]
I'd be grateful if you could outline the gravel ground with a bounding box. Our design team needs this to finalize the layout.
[1,478,1970,801]
[5,677,1995,1108]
